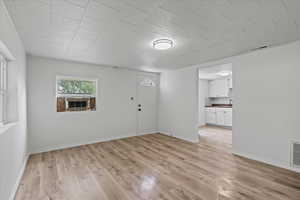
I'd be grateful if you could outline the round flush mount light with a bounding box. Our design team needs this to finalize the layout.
[153,39,174,50]
[216,70,232,77]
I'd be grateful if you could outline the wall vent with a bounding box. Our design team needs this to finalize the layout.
[291,141,300,168]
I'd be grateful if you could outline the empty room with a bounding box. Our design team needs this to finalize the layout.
[1,0,300,199]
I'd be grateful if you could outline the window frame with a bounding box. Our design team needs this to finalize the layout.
[0,53,8,125]
[55,75,98,113]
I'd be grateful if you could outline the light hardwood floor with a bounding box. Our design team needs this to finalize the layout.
[16,130,300,200]
[199,125,232,146]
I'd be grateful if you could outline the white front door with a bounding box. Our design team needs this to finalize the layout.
[137,73,158,135]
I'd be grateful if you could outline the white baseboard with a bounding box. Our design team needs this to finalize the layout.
[232,150,300,174]
[9,154,29,200]
[137,131,159,136]
[159,131,172,136]
[174,135,199,143]
[159,131,199,143]
[205,123,232,129]
[30,132,161,154]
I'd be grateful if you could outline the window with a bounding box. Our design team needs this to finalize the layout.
[56,76,97,112]
[0,54,7,124]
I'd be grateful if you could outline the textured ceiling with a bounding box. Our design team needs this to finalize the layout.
[4,0,300,71]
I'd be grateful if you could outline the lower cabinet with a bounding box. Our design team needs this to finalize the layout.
[216,109,225,125]
[206,108,216,124]
[224,109,232,126]
[205,107,232,127]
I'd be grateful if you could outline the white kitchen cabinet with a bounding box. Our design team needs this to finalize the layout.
[216,109,225,126]
[205,107,232,127]
[227,76,233,89]
[224,108,232,126]
[208,78,229,98]
[208,80,217,97]
[219,79,228,97]
[205,108,216,124]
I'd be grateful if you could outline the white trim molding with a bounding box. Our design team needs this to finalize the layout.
[137,131,159,136]
[159,131,199,143]
[159,132,172,136]
[232,150,300,174]
[0,40,15,61]
[31,132,160,154]
[0,122,17,135]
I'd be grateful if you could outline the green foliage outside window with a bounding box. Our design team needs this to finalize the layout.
[57,79,96,95]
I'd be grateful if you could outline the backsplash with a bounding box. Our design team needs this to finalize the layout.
[206,89,232,105]
[208,97,231,105]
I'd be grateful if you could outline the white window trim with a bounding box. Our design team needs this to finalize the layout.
[0,41,15,61]
[0,122,17,135]
[0,53,8,125]
[0,40,16,129]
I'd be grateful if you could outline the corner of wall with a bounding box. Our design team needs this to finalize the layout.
[8,154,29,200]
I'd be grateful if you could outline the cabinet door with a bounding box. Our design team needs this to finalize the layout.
[214,80,221,97]
[216,109,225,125]
[212,79,228,97]
[205,108,216,124]
[209,78,229,97]
[219,78,229,97]
[208,80,217,97]
[224,109,232,126]
[228,77,233,89]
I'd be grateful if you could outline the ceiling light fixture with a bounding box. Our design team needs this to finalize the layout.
[217,70,232,77]
[153,39,174,50]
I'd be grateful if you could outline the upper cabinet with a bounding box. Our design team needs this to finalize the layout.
[227,76,232,89]
[208,77,230,98]
[208,80,217,97]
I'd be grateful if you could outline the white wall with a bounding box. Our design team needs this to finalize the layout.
[0,1,28,199]
[158,40,300,172]
[158,67,199,142]
[198,79,208,126]
[232,41,300,172]
[27,56,159,153]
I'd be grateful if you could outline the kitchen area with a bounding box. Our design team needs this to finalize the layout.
[198,63,233,143]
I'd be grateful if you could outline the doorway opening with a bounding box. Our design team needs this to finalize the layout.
[198,63,233,145]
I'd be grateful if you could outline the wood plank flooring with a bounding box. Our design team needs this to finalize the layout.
[16,129,300,200]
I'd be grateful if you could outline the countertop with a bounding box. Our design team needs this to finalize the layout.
[205,104,232,108]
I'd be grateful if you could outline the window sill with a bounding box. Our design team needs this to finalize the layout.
[56,110,97,114]
[0,122,18,135]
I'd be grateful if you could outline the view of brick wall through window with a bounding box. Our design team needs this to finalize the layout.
[56,77,97,112]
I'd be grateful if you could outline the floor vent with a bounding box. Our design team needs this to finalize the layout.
[291,141,300,168]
